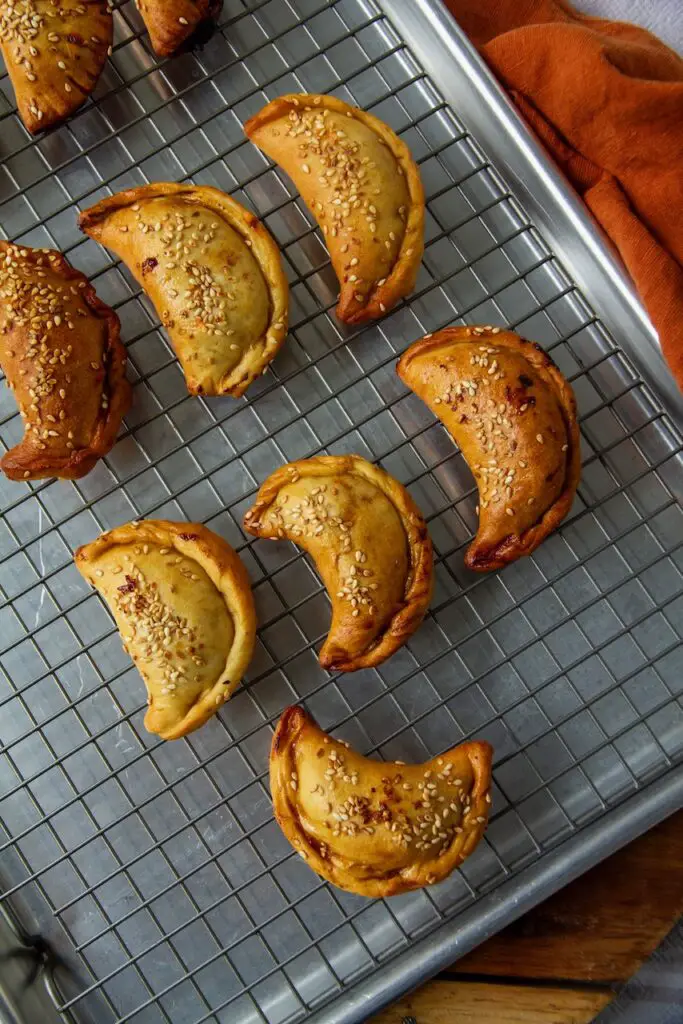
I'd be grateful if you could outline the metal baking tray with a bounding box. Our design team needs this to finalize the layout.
[0,1,682,1022]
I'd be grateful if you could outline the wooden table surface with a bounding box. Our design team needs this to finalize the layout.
[375,810,683,1024]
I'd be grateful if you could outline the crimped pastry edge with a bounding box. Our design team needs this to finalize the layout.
[75,519,256,740]
[79,182,289,397]
[0,243,130,481]
[270,705,492,897]
[398,326,581,571]
[4,1,113,134]
[243,454,434,671]
[141,0,222,57]
[244,93,424,324]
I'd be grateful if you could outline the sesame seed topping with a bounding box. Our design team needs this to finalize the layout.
[0,1,111,128]
[92,550,209,694]
[0,242,120,452]
[282,101,410,268]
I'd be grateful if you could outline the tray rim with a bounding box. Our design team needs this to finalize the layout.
[379,0,683,427]
[309,764,683,1023]
[0,1,681,1021]
[304,0,683,1019]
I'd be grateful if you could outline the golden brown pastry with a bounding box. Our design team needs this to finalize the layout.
[79,183,289,397]
[136,0,222,57]
[0,242,130,481]
[243,455,433,671]
[75,520,256,740]
[0,1,113,134]
[244,93,424,324]
[271,706,492,897]
[397,326,581,571]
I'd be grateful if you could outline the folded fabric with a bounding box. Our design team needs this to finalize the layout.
[445,0,683,391]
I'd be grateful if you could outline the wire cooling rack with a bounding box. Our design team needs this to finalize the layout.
[0,1,682,1022]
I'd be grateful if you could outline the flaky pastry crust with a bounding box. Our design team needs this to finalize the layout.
[79,183,289,397]
[398,326,581,571]
[243,455,433,671]
[0,1,113,133]
[75,519,256,740]
[136,0,222,57]
[271,706,492,897]
[245,93,424,324]
[0,242,130,481]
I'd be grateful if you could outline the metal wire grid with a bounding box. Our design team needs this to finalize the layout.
[0,0,682,1021]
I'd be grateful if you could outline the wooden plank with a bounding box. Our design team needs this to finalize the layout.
[371,979,612,1024]
[456,810,683,983]
[379,811,683,1023]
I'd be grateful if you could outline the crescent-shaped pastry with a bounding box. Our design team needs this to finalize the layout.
[0,242,130,481]
[243,455,433,671]
[0,0,113,134]
[271,706,492,897]
[397,326,581,571]
[136,0,222,57]
[244,93,424,324]
[75,520,257,740]
[79,183,289,397]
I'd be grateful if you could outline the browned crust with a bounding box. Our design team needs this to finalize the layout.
[75,519,257,740]
[397,326,581,571]
[138,0,222,57]
[0,1,113,134]
[79,182,289,397]
[270,706,492,897]
[243,455,434,671]
[244,93,424,325]
[0,245,130,482]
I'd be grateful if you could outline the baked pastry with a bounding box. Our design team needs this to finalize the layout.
[244,93,424,324]
[75,520,256,740]
[243,455,433,671]
[135,0,222,57]
[397,326,581,571]
[271,706,492,897]
[0,242,130,481]
[0,0,113,134]
[79,183,289,397]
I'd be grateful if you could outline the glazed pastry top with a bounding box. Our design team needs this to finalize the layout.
[270,706,492,896]
[0,242,129,481]
[244,455,433,671]
[76,520,257,740]
[137,0,221,57]
[79,184,288,397]
[0,0,113,132]
[398,326,580,570]
[245,93,424,323]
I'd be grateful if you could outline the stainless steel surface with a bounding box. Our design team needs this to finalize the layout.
[385,0,683,425]
[0,1,682,1023]
[0,904,64,1024]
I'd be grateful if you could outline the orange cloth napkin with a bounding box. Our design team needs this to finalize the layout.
[445,0,683,389]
